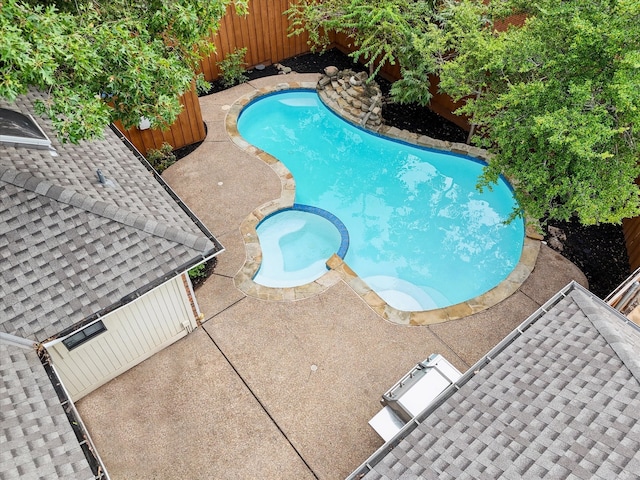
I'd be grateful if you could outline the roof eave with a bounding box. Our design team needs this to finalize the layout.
[46,245,224,343]
[347,281,636,479]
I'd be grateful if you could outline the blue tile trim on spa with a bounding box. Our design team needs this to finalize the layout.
[293,204,350,259]
[260,203,350,261]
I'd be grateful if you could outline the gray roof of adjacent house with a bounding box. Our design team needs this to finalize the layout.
[0,90,223,342]
[0,342,96,480]
[351,282,640,479]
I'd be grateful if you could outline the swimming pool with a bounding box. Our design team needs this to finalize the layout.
[238,90,524,311]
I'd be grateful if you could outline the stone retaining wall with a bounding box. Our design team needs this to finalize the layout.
[317,67,384,131]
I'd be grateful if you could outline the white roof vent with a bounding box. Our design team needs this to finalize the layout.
[0,107,52,149]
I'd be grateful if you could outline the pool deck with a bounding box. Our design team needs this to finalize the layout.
[76,74,588,480]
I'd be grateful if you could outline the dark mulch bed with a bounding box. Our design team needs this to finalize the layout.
[544,219,629,298]
[191,48,631,297]
[189,257,217,290]
[202,48,467,143]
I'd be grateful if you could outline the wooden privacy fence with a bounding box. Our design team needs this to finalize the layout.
[114,83,206,157]
[199,0,313,81]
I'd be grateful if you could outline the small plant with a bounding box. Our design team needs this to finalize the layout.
[188,264,207,282]
[216,47,248,87]
[195,72,212,95]
[188,258,216,289]
[146,142,176,174]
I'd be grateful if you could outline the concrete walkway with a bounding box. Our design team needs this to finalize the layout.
[76,74,588,480]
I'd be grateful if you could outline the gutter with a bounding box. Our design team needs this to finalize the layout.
[45,253,219,346]
[347,281,615,479]
[109,124,222,249]
[38,347,111,480]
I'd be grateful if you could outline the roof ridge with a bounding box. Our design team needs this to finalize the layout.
[571,287,640,382]
[0,165,213,253]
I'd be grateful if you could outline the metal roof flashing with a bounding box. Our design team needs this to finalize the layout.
[0,107,52,149]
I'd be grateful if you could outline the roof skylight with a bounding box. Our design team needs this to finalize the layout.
[0,108,52,149]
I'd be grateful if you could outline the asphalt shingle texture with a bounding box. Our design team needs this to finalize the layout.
[0,91,220,342]
[360,287,640,479]
[0,91,200,233]
[0,343,94,480]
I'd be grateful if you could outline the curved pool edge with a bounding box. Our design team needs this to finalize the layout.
[226,81,543,325]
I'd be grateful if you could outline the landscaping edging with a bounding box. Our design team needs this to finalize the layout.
[226,79,541,326]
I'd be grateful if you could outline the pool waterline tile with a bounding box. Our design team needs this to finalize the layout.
[227,82,541,325]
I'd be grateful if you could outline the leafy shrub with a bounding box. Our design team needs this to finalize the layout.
[187,258,217,289]
[216,47,248,87]
[188,264,207,282]
[146,142,176,173]
[195,73,212,95]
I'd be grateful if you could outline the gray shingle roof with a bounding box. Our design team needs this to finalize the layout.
[0,91,222,342]
[0,90,200,233]
[352,283,640,479]
[0,342,95,480]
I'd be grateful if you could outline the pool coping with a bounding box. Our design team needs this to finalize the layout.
[227,81,542,326]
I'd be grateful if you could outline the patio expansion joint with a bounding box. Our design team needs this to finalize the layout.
[200,323,320,479]
[212,271,235,280]
[518,286,545,311]
[425,324,473,371]
[200,295,247,326]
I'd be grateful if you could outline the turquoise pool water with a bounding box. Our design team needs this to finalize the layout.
[253,208,343,288]
[238,90,524,311]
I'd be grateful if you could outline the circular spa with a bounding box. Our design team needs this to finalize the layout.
[238,90,525,311]
[253,205,348,288]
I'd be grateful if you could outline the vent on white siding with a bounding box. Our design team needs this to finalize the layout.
[182,320,194,333]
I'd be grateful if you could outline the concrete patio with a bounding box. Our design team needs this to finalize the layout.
[76,74,588,479]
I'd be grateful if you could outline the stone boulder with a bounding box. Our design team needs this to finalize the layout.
[324,66,339,77]
[316,68,384,130]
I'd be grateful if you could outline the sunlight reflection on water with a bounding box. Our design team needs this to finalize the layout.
[239,91,524,310]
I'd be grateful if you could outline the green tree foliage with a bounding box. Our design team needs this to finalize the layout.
[289,0,640,225]
[287,0,437,105]
[0,0,247,143]
[432,0,640,224]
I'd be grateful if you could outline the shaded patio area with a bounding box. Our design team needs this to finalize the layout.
[76,74,588,479]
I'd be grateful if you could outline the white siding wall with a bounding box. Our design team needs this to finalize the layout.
[48,275,198,401]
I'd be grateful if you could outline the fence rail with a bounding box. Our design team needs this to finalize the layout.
[114,84,206,156]
[199,0,313,81]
